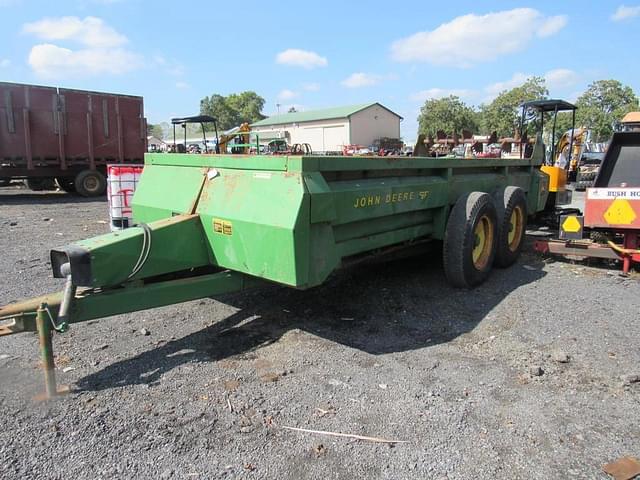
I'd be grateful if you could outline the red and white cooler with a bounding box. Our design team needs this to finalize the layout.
[107,164,144,231]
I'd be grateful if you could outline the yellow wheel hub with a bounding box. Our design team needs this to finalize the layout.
[507,206,524,252]
[472,215,494,270]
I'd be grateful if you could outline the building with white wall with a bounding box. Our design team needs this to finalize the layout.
[251,103,402,153]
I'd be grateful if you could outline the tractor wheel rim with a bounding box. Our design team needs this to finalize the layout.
[507,206,524,252]
[84,176,99,192]
[472,215,494,270]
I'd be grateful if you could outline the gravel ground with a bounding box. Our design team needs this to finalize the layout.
[1,184,639,480]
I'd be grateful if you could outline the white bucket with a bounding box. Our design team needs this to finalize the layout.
[107,164,144,231]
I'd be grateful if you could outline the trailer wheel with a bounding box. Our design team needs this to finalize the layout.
[443,192,498,288]
[493,187,527,268]
[56,177,76,193]
[75,170,106,197]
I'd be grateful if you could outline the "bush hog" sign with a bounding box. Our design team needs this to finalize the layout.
[584,188,640,229]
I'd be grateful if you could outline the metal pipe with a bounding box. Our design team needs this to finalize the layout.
[566,109,576,172]
[36,304,57,398]
[57,266,76,328]
[551,105,558,165]
[214,119,220,154]
[519,105,525,159]
[201,122,208,153]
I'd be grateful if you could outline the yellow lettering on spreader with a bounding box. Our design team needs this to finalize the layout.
[353,195,381,208]
[353,190,430,209]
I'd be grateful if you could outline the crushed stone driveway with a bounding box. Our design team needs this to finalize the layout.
[1,186,639,479]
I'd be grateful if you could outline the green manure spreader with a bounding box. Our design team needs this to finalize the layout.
[0,146,552,395]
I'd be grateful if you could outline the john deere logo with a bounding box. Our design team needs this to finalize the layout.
[604,198,637,225]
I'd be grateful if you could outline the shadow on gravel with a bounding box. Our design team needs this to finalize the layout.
[0,191,106,205]
[77,245,546,392]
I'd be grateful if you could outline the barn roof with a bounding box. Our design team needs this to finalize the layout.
[251,102,402,127]
[621,111,640,124]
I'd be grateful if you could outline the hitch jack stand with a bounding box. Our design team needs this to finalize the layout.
[36,303,60,399]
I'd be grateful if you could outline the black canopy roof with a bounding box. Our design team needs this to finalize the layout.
[521,99,577,112]
[171,115,217,125]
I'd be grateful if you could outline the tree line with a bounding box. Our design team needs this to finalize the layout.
[148,78,639,144]
[148,91,267,139]
[418,78,639,143]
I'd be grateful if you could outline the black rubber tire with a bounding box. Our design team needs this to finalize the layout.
[75,169,106,197]
[443,192,498,288]
[26,178,43,191]
[26,177,56,191]
[56,177,76,193]
[493,187,528,268]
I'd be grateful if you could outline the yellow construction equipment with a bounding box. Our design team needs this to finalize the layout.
[218,122,252,154]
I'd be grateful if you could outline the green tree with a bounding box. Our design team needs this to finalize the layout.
[417,96,478,137]
[575,80,639,141]
[200,91,266,130]
[226,91,266,124]
[480,77,548,137]
[200,94,236,130]
[550,111,575,137]
[147,122,167,139]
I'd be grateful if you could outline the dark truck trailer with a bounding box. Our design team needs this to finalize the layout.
[0,82,145,196]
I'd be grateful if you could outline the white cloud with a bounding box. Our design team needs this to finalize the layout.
[410,88,475,102]
[28,43,141,78]
[153,55,184,76]
[302,82,320,91]
[175,81,190,89]
[410,68,580,105]
[611,5,640,21]
[341,72,381,88]
[0,59,10,68]
[275,49,327,69]
[484,72,530,99]
[536,15,568,37]
[544,68,579,89]
[482,68,579,102]
[23,16,127,48]
[391,8,568,67]
[23,16,141,78]
[277,89,299,100]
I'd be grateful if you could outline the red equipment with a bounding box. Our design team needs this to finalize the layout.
[534,130,640,273]
[0,81,145,196]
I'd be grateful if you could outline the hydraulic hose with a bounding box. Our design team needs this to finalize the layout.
[127,223,152,280]
[607,240,640,255]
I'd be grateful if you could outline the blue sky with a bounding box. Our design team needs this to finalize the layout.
[1,0,639,141]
